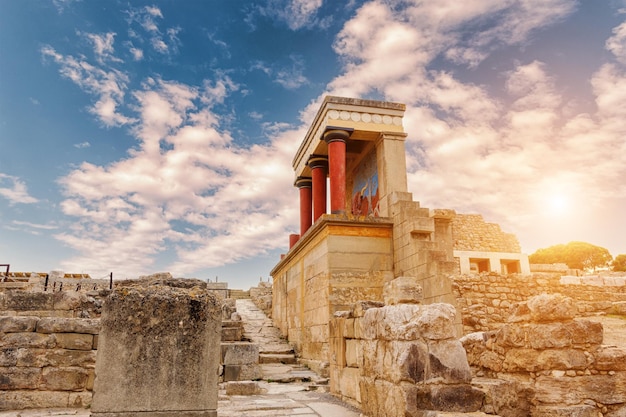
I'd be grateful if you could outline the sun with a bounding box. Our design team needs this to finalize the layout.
[548,194,568,215]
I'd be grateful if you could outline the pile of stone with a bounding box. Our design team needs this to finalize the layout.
[463,293,626,416]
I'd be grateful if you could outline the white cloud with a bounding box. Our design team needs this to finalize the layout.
[0,174,38,205]
[12,220,58,230]
[251,56,309,90]
[74,141,91,149]
[83,32,122,64]
[126,6,181,56]
[258,0,324,30]
[41,45,134,127]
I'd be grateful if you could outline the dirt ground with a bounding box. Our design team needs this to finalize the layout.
[584,315,626,347]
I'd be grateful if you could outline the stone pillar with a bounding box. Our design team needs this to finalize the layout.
[375,132,409,217]
[295,176,312,236]
[91,280,221,417]
[324,129,350,214]
[308,155,328,222]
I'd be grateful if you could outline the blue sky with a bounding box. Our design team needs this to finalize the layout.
[1,0,626,288]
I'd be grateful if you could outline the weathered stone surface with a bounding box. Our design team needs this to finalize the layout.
[427,339,472,383]
[384,276,423,305]
[535,374,626,405]
[532,405,601,417]
[91,282,221,415]
[0,366,40,390]
[0,390,71,410]
[221,342,259,365]
[40,366,90,391]
[352,300,385,318]
[473,378,532,417]
[15,348,96,368]
[0,316,38,333]
[596,347,626,371]
[414,384,484,412]
[36,317,100,334]
[53,333,94,351]
[224,381,263,395]
[606,404,626,417]
[417,303,457,340]
[0,348,18,367]
[222,364,262,381]
[4,291,54,311]
[527,294,576,323]
[0,332,55,348]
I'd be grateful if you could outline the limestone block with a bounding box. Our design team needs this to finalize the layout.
[339,367,361,402]
[427,339,472,383]
[612,301,626,316]
[535,374,626,405]
[52,291,87,311]
[222,364,262,381]
[36,317,100,334]
[15,348,96,368]
[532,405,601,417]
[0,348,18,366]
[595,346,626,371]
[527,294,576,323]
[383,276,423,305]
[352,300,384,318]
[224,380,262,395]
[345,339,359,367]
[414,384,484,413]
[221,326,243,342]
[472,377,532,417]
[417,303,457,340]
[40,366,90,391]
[0,390,70,410]
[4,292,54,311]
[0,366,41,389]
[69,391,92,408]
[91,283,221,416]
[221,342,259,365]
[393,341,428,383]
[0,332,55,349]
[0,316,38,333]
[53,333,94,351]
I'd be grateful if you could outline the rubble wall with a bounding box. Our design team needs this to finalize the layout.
[0,290,106,410]
[452,273,626,333]
[462,294,626,417]
[452,213,520,253]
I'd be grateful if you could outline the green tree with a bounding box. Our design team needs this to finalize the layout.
[529,241,613,270]
[613,254,626,272]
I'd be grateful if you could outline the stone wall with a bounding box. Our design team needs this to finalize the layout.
[328,278,483,417]
[452,272,626,334]
[452,214,520,253]
[0,290,105,410]
[462,294,626,416]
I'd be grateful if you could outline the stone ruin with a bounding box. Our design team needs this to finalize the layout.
[1,96,626,416]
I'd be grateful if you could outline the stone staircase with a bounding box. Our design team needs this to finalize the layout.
[228,289,250,299]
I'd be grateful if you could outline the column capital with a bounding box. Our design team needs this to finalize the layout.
[294,176,312,188]
[307,154,328,169]
[322,127,352,144]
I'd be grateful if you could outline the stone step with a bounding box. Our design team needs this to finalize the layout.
[259,353,298,364]
[229,289,251,299]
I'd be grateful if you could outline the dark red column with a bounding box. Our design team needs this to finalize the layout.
[323,129,349,214]
[307,155,328,222]
[294,176,312,236]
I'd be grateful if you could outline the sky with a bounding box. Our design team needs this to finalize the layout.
[1,0,625,289]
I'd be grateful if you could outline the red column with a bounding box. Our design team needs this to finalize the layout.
[295,176,312,236]
[308,155,328,222]
[323,129,349,214]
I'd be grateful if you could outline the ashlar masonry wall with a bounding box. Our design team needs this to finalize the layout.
[0,290,106,410]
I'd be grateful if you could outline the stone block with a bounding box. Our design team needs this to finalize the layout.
[4,292,54,311]
[40,366,89,391]
[222,364,262,381]
[0,366,41,389]
[36,317,100,334]
[221,326,242,342]
[91,282,221,416]
[0,390,70,410]
[352,300,384,318]
[427,339,472,383]
[417,303,457,340]
[0,348,18,367]
[339,367,360,402]
[0,332,55,349]
[532,405,601,417]
[221,342,259,365]
[16,348,96,368]
[414,384,484,413]
[535,374,626,405]
[345,339,359,367]
[383,276,423,305]
[0,316,38,333]
[472,378,532,417]
[54,333,94,351]
[527,294,576,323]
[224,380,262,395]
[595,347,626,371]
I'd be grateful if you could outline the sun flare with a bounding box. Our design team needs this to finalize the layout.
[548,194,568,215]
